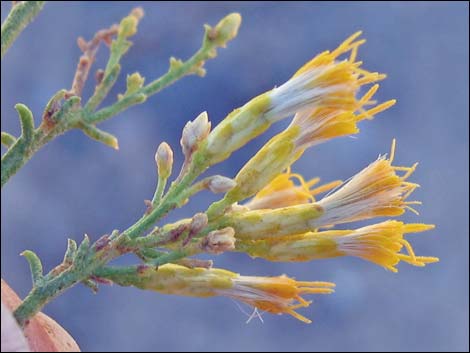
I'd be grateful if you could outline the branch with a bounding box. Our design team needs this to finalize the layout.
[12,157,209,326]
[1,1,45,58]
[1,10,241,188]
[85,12,242,124]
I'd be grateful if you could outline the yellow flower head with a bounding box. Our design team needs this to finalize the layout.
[204,32,394,166]
[289,94,395,150]
[237,220,439,272]
[206,32,395,217]
[316,139,420,227]
[127,264,334,323]
[266,31,395,127]
[333,220,439,272]
[244,167,342,210]
[225,140,421,240]
[221,275,335,323]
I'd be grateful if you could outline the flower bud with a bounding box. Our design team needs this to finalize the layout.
[190,213,208,235]
[180,111,211,158]
[201,227,236,254]
[126,72,145,95]
[118,7,144,38]
[155,142,173,179]
[206,175,237,194]
[209,13,242,47]
[109,263,334,323]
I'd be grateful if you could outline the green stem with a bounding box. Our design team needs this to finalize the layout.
[1,26,221,188]
[151,176,167,205]
[9,12,241,326]
[94,250,188,281]
[2,12,239,189]
[1,108,80,188]
[1,1,45,59]
[85,41,217,125]
[1,137,33,187]
[12,155,206,326]
[125,160,204,239]
[13,270,79,327]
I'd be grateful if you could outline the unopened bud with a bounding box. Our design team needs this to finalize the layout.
[126,72,145,95]
[210,13,242,47]
[201,227,236,254]
[155,142,173,179]
[119,7,144,38]
[206,175,237,194]
[190,213,209,234]
[180,111,211,157]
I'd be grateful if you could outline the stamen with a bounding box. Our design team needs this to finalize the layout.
[389,138,397,163]
[349,45,359,63]
[358,84,380,107]
[357,99,396,120]
[354,66,374,76]
[306,177,321,188]
[297,281,336,287]
[405,205,420,215]
[403,223,435,233]
[397,254,425,266]
[330,31,363,58]
[300,288,335,295]
[401,162,419,180]
[402,182,420,198]
[286,309,312,324]
[398,239,417,262]
[357,72,387,85]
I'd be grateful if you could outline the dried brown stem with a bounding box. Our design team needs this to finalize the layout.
[70,24,119,96]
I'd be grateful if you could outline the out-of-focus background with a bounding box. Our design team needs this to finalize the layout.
[1,1,469,352]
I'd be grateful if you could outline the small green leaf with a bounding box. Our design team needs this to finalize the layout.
[1,132,17,148]
[79,122,119,150]
[20,250,43,285]
[15,103,34,143]
[75,234,91,264]
[63,238,78,264]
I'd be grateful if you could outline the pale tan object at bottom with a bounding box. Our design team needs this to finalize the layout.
[1,279,80,352]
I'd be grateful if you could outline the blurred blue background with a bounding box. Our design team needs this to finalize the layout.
[1,1,469,352]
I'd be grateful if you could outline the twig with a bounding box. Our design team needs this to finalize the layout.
[1,1,45,58]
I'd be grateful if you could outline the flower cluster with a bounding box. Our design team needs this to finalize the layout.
[121,264,335,323]
[106,32,438,323]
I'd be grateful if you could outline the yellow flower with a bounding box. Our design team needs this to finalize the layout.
[204,31,394,167]
[124,264,335,323]
[288,92,395,150]
[224,140,421,239]
[206,32,395,217]
[267,31,395,126]
[316,139,420,226]
[237,220,439,272]
[244,167,342,210]
[224,275,334,323]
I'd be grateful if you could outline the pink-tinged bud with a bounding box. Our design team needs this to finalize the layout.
[206,175,237,193]
[190,213,209,234]
[201,227,236,254]
[180,111,211,158]
[155,142,173,179]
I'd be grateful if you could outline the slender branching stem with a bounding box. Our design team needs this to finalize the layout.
[1,1,45,58]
